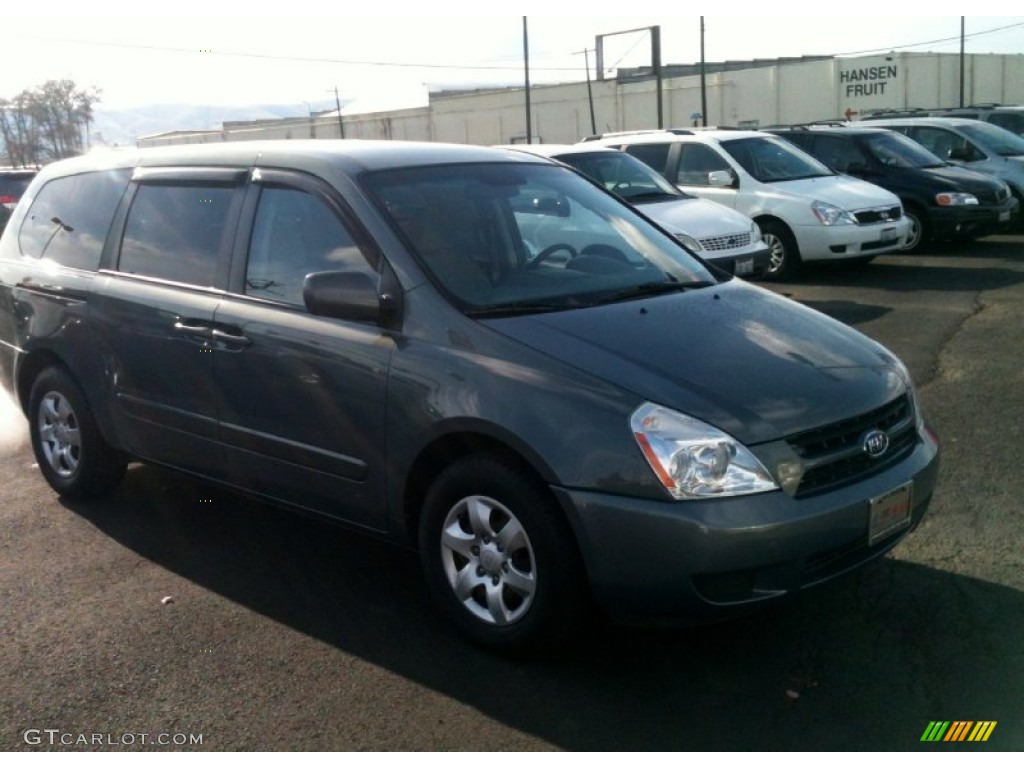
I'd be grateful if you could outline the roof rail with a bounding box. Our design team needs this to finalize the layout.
[580,128,685,142]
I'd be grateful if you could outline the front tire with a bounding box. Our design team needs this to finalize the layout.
[419,455,588,654]
[900,207,930,252]
[29,367,126,501]
[759,221,801,281]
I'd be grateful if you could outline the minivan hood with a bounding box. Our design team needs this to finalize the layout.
[639,197,754,239]
[772,174,899,210]
[892,163,1005,194]
[482,280,906,445]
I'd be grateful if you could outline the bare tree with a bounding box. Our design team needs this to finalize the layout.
[0,80,101,167]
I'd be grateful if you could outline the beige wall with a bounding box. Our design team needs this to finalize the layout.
[139,52,1024,149]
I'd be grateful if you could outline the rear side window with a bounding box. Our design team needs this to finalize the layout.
[813,135,869,172]
[988,113,1024,136]
[19,169,131,270]
[621,143,671,176]
[118,183,236,286]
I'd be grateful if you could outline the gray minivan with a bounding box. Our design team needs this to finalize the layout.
[0,141,939,653]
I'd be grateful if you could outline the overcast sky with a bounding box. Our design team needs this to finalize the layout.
[5,5,1024,112]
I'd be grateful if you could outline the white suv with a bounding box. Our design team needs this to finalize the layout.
[584,129,911,279]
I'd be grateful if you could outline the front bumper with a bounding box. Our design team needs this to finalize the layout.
[553,427,939,625]
[794,217,912,261]
[930,196,1020,240]
[705,245,771,278]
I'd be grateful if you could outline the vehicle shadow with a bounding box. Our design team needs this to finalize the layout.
[796,299,891,326]
[776,238,1024,292]
[67,465,1024,751]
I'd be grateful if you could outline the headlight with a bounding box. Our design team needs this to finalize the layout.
[631,403,778,499]
[811,200,858,226]
[675,232,702,252]
[935,192,979,206]
[750,220,762,244]
[889,356,925,434]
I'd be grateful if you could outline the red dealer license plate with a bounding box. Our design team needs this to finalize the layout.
[868,481,913,545]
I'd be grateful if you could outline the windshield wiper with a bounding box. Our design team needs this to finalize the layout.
[467,300,577,318]
[622,191,680,203]
[590,280,713,305]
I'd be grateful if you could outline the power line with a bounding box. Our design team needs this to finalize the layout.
[17,33,585,73]
[831,20,1024,57]
[17,19,1024,77]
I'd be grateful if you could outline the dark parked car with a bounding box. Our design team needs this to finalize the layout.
[858,117,1024,227]
[767,126,1018,251]
[0,168,38,235]
[0,141,939,653]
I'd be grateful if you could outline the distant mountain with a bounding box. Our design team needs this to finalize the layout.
[89,100,342,148]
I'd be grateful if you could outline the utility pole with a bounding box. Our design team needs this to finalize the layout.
[576,48,597,135]
[959,17,966,108]
[523,17,532,144]
[652,25,663,129]
[334,86,345,139]
[700,17,708,128]
[584,48,597,135]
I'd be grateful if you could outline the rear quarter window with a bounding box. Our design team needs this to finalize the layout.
[19,169,131,270]
[621,143,672,177]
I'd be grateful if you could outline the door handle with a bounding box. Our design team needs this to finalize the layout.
[173,321,210,333]
[211,327,251,348]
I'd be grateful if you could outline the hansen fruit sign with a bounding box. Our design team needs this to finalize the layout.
[840,64,898,97]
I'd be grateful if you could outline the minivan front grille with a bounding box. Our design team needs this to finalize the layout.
[854,205,902,225]
[787,395,917,497]
[699,232,752,251]
[976,186,1009,205]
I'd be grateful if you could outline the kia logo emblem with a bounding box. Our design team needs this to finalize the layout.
[862,429,890,458]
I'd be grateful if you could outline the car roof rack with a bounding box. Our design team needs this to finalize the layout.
[760,121,854,131]
[580,128,694,142]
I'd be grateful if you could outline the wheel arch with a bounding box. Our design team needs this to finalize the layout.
[399,425,563,550]
[16,349,67,416]
[752,214,796,241]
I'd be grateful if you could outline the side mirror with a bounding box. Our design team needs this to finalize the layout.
[948,147,972,162]
[303,270,400,326]
[707,169,737,188]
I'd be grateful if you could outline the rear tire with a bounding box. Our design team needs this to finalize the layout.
[29,367,126,501]
[759,221,802,281]
[419,454,589,655]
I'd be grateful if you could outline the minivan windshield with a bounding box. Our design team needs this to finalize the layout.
[552,151,690,204]
[862,131,946,169]
[958,121,1024,157]
[365,162,717,316]
[720,136,834,182]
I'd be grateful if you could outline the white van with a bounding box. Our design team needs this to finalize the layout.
[584,129,911,279]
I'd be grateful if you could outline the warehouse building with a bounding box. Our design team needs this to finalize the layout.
[138,51,1024,148]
